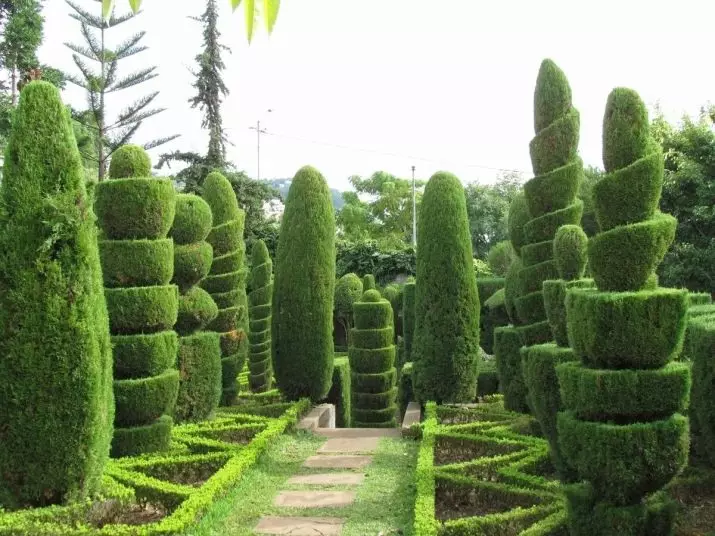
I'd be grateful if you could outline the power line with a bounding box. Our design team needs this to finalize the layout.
[246,128,531,176]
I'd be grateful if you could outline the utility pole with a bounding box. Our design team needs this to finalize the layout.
[412,165,417,248]
[249,109,273,180]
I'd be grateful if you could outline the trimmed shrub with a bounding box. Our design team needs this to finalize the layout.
[477,278,505,354]
[202,172,248,405]
[362,273,376,291]
[108,143,151,179]
[504,256,524,324]
[482,288,510,355]
[96,145,179,457]
[398,362,414,417]
[0,82,114,507]
[487,240,516,277]
[543,279,594,347]
[559,87,689,535]
[334,273,363,350]
[477,359,500,396]
[176,286,219,335]
[173,332,222,422]
[99,239,174,288]
[494,327,529,413]
[413,172,480,403]
[350,290,397,427]
[174,241,214,291]
[402,281,417,363]
[553,225,587,281]
[170,194,213,245]
[689,316,715,467]
[508,192,531,256]
[273,166,336,402]
[248,240,273,392]
[327,357,352,427]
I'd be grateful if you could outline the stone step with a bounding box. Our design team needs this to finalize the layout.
[287,472,365,486]
[303,454,372,469]
[274,490,356,508]
[402,401,422,429]
[318,437,380,454]
[314,427,400,438]
[254,515,344,535]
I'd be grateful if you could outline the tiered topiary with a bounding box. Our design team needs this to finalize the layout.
[413,172,480,403]
[201,171,248,406]
[0,82,114,507]
[273,166,336,401]
[522,225,592,480]
[334,273,364,349]
[351,289,398,427]
[170,194,222,422]
[495,193,531,413]
[248,239,273,393]
[557,88,690,535]
[95,144,179,458]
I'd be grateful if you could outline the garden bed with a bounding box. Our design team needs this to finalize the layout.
[0,396,310,535]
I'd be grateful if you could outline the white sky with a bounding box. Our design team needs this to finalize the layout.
[40,0,715,191]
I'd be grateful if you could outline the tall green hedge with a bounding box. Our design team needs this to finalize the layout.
[557,88,689,535]
[0,82,114,508]
[477,277,506,354]
[248,239,273,392]
[517,60,586,482]
[690,315,715,467]
[402,281,417,364]
[272,166,336,401]
[201,172,248,405]
[96,144,179,458]
[334,273,364,350]
[413,172,480,403]
[171,194,222,422]
[350,290,397,427]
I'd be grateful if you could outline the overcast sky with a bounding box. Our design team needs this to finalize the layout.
[39,0,715,191]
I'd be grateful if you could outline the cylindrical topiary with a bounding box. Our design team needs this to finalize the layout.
[557,87,689,535]
[362,274,376,291]
[248,240,273,393]
[402,281,417,364]
[517,60,586,481]
[170,194,222,422]
[272,166,336,401]
[96,144,179,458]
[350,290,397,427]
[413,172,480,403]
[334,273,364,350]
[201,172,248,406]
[0,82,114,508]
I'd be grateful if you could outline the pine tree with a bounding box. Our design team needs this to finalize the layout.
[0,0,42,106]
[64,0,178,181]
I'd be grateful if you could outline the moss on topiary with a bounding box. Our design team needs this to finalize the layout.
[559,87,689,535]
[96,144,179,457]
[413,172,480,403]
[0,82,114,507]
[248,240,273,392]
[108,143,152,179]
[202,172,247,405]
[272,166,336,402]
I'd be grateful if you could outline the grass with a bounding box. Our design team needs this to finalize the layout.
[186,429,419,536]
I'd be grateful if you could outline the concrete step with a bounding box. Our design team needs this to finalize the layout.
[274,490,355,508]
[254,516,344,535]
[287,473,365,486]
[314,427,400,438]
[303,454,372,469]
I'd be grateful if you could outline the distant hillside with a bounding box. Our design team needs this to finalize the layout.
[267,178,345,210]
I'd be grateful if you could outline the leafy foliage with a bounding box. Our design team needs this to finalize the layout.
[336,239,415,285]
[486,240,516,277]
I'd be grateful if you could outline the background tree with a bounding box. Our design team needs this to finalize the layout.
[65,0,178,181]
[464,171,522,259]
[652,110,715,295]
[0,0,42,106]
[337,171,425,248]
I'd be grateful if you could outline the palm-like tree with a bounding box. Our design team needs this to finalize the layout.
[103,0,279,42]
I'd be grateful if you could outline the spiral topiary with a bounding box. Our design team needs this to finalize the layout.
[248,239,273,392]
[0,82,114,507]
[272,166,336,401]
[96,144,179,457]
[171,194,222,422]
[350,289,397,427]
[413,171,480,403]
[201,172,248,406]
[556,88,689,535]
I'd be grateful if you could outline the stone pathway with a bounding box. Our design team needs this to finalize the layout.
[254,427,400,535]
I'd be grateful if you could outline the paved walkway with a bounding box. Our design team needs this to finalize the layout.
[254,427,400,535]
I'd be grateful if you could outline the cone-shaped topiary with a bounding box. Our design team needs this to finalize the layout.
[201,172,248,406]
[96,145,179,457]
[557,88,689,535]
[272,166,336,401]
[402,281,417,364]
[0,82,114,508]
[248,239,273,393]
[334,273,364,350]
[513,60,586,481]
[171,194,222,422]
[350,289,398,427]
[362,274,376,291]
[413,171,480,403]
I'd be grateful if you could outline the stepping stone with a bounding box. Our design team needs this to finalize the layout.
[287,473,365,486]
[318,437,380,453]
[274,490,356,508]
[255,515,344,535]
[315,427,400,438]
[303,455,372,469]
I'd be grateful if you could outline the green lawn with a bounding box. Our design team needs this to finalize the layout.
[186,430,418,535]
